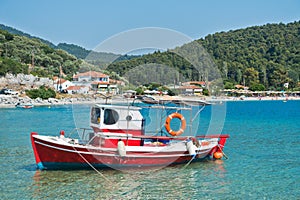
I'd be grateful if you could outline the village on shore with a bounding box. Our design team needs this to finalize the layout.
[1,71,299,108]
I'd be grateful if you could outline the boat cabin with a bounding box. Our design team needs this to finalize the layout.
[90,104,145,147]
[90,104,145,135]
[89,104,146,147]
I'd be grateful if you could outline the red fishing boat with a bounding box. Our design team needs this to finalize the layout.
[30,97,229,170]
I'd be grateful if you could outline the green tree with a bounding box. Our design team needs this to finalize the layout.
[135,87,144,95]
[249,83,265,91]
[287,69,299,88]
[26,86,56,99]
[0,57,27,75]
[202,88,209,96]
[243,67,259,86]
[224,81,234,89]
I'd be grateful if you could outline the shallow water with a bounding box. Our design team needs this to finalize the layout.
[0,101,299,199]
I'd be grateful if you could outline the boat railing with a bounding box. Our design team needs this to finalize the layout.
[132,134,230,141]
[66,127,229,146]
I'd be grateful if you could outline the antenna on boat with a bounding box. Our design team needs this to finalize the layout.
[97,93,113,104]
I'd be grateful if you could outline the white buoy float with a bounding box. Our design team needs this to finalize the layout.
[117,139,126,157]
[186,140,197,156]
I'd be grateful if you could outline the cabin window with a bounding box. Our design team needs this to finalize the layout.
[104,109,119,125]
[91,107,101,124]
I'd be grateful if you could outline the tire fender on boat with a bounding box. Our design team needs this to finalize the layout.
[165,113,186,136]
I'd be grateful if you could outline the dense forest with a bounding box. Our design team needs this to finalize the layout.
[0,24,137,72]
[0,24,56,48]
[107,21,300,90]
[0,21,299,91]
[0,29,82,78]
[201,21,300,90]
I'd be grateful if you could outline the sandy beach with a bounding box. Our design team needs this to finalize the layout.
[208,96,300,102]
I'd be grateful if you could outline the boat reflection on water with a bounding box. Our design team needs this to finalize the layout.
[31,160,229,199]
[183,160,230,197]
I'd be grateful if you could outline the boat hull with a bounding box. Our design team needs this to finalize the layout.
[16,103,34,108]
[31,133,215,170]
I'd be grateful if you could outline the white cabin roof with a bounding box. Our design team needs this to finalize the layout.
[94,104,141,110]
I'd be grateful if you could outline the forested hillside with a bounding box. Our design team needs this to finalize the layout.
[57,43,90,59]
[57,43,140,66]
[0,24,137,68]
[0,29,82,78]
[0,27,138,79]
[0,24,56,48]
[107,21,300,90]
[200,21,300,90]
[1,21,299,90]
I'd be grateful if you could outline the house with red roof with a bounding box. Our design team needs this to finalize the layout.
[178,81,206,95]
[178,85,203,96]
[182,81,206,88]
[73,71,109,82]
[235,84,249,90]
[72,71,123,95]
[53,77,73,92]
[66,85,89,94]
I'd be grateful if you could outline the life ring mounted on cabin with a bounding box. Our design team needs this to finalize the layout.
[165,112,186,136]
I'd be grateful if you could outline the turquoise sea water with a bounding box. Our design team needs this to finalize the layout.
[0,101,299,199]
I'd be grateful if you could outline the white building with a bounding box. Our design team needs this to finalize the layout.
[66,85,89,94]
[72,71,124,95]
[53,77,73,92]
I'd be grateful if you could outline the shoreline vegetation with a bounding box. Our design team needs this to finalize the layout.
[1,94,299,108]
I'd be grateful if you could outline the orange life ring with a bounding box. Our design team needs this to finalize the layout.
[165,113,186,136]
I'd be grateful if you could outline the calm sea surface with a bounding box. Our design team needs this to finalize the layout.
[0,100,299,199]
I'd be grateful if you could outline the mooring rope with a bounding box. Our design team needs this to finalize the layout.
[182,153,197,169]
[72,146,113,184]
[218,144,229,160]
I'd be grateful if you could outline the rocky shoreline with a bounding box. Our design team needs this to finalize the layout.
[1,73,299,108]
[0,94,120,108]
[0,73,124,107]
[1,93,299,108]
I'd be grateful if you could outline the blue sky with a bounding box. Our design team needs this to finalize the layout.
[0,0,299,50]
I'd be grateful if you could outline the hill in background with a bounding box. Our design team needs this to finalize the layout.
[0,28,85,78]
[107,21,300,90]
[0,21,299,91]
[0,24,56,48]
[0,24,136,71]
